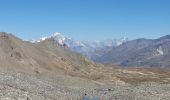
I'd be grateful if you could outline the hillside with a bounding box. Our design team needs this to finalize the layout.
[0,32,170,100]
[0,32,101,80]
[94,35,170,68]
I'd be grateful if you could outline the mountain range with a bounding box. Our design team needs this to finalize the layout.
[35,32,170,68]
[0,32,126,84]
[0,32,99,77]
[33,32,128,59]
[94,35,170,68]
[1,32,170,100]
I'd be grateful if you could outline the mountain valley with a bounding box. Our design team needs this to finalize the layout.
[0,32,170,100]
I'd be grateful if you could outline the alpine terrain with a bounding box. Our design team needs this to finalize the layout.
[33,32,128,60]
[36,32,170,68]
[0,32,170,100]
[94,35,170,68]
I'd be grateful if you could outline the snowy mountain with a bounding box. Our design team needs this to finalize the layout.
[116,37,129,46]
[33,32,128,59]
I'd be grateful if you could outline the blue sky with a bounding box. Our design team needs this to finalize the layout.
[0,0,170,41]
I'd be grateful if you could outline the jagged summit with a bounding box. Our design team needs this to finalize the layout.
[32,32,66,44]
[51,32,66,45]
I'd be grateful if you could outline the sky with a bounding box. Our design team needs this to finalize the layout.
[0,0,170,41]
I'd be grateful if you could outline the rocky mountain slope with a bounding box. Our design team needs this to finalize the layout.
[94,35,170,68]
[0,32,170,100]
[0,32,100,79]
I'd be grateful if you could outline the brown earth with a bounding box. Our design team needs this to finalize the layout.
[0,32,170,100]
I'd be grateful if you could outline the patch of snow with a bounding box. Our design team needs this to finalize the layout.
[116,37,129,46]
[40,37,48,41]
[157,46,164,56]
[53,32,61,36]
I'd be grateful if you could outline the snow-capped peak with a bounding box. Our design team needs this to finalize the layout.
[53,32,61,37]
[32,32,67,45]
[40,37,48,41]
[116,37,128,46]
[51,32,66,45]
[31,36,48,43]
[32,32,128,59]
